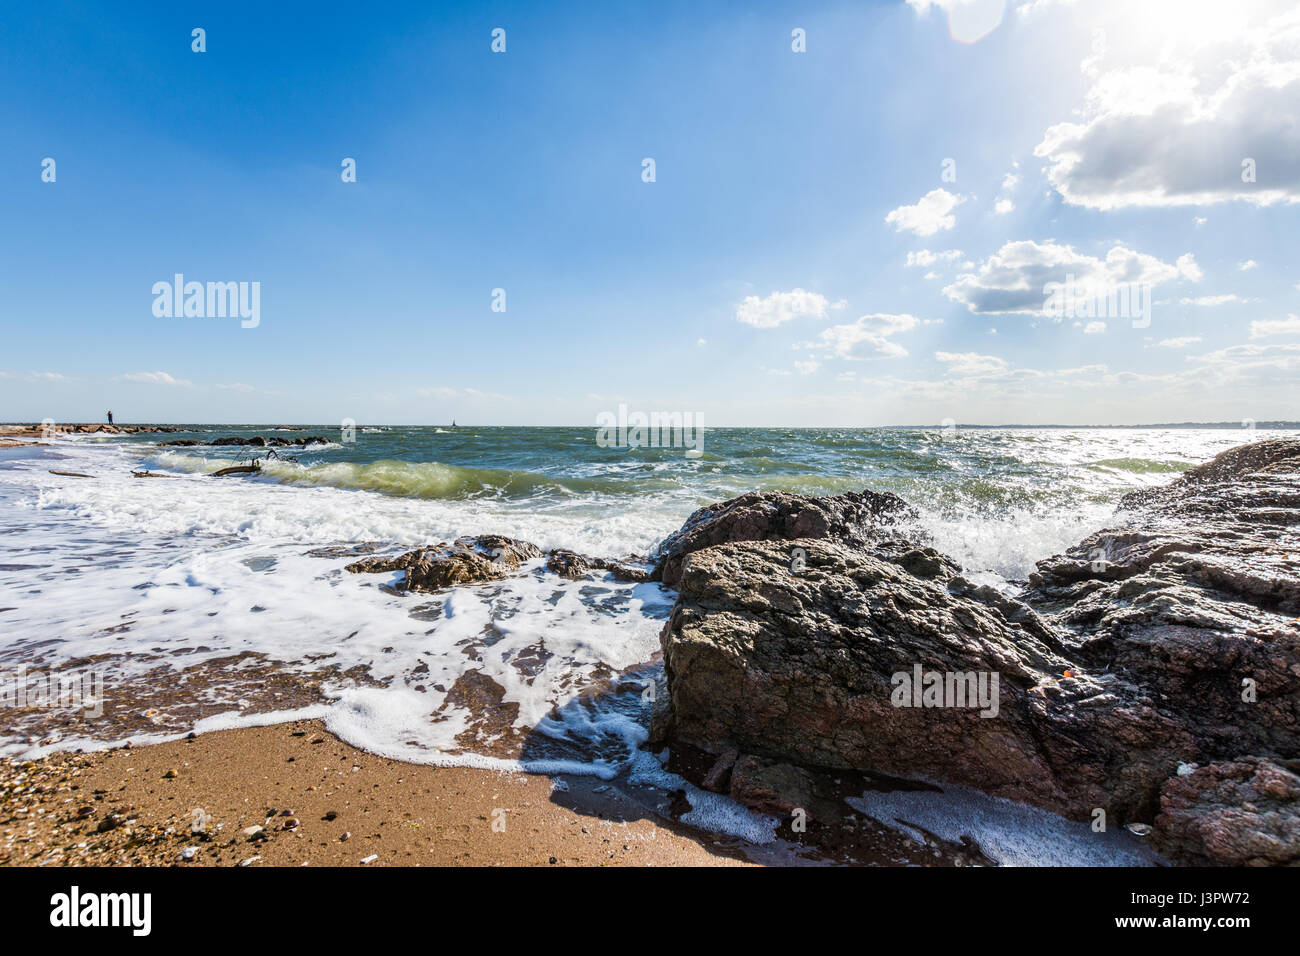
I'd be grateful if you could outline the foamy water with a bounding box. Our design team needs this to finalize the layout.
[1,425,1287,858]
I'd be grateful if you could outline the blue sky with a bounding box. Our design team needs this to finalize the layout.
[2,0,1298,425]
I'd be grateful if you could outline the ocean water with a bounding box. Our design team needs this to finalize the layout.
[0,424,1285,862]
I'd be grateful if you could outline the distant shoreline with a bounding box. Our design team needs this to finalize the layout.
[4,421,1298,432]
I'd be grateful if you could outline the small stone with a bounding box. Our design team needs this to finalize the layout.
[322,811,338,821]
[239,855,260,867]
[162,769,178,779]
[340,831,351,842]
[360,854,378,864]
[178,846,197,861]
[243,825,266,842]
[97,813,123,833]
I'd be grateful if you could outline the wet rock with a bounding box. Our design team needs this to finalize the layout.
[651,439,1300,863]
[651,488,913,587]
[546,549,652,583]
[1152,757,1300,866]
[345,535,543,592]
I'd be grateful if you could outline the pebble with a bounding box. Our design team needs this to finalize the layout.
[340,831,351,842]
[239,856,260,867]
[360,854,378,864]
[178,846,197,861]
[163,769,179,779]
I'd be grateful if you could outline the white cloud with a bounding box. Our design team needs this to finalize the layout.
[994,198,1015,214]
[1179,294,1243,306]
[735,289,842,328]
[1083,321,1107,334]
[696,338,707,347]
[800,313,926,360]
[885,189,966,237]
[1002,171,1020,191]
[1033,7,1300,209]
[905,249,965,268]
[214,382,256,392]
[1157,336,1203,348]
[123,371,192,387]
[793,359,821,375]
[943,240,1193,316]
[1239,259,1259,271]
[1250,315,1300,338]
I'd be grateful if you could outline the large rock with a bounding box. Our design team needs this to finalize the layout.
[653,535,1194,820]
[651,489,913,587]
[346,535,542,592]
[651,439,1300,862]
[1026,438,1300,768]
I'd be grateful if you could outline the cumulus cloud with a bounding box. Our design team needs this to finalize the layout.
[1157,336,1203,348]
[800,313,926,360]
[1179,294,1243,307]
[1250,315,1300,338]
[735,289,843,328]
[123,371,192,387]
[1083,321,1107,334]
[1239,259,1259,271]
[942,240,1195,316]
[885,189,965,237]
[1033,6,1300,209]
[994,198,1015,214]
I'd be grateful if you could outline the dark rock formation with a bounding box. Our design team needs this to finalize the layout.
[546,549,652,583]
[651,488,913,587]
[650,439,1300,864]
[346,535,542,592]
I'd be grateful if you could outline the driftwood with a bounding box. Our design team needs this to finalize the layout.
[213,462,262,477]
[48,470,94,478]
[132,470,174,478]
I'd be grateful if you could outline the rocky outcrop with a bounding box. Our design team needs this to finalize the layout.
[651,488,913,587]
[1152,757,1300,866]
[650,439,1300,864]
[545,549,652,583]
[346,535,542,592]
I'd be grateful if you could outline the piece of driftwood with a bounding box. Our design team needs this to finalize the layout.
[49,470,94,478]
[213,463,261,477]
[132,470,174,478]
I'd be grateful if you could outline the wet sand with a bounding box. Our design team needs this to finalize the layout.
[0,719,755,867]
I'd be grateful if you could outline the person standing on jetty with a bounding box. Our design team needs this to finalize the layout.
[107,410,114,425]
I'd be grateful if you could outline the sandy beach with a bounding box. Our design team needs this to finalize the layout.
[0,719,757,867]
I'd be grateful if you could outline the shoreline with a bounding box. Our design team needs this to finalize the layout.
[0,719,758,867]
